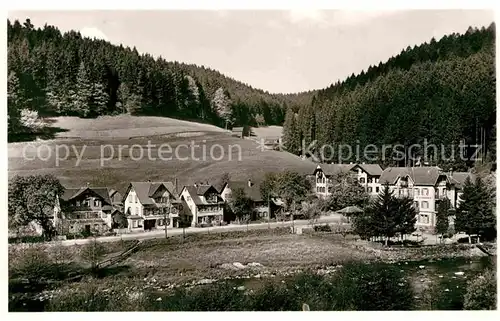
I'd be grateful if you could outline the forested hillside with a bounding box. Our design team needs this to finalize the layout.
[283,24,496,170]
[7,18,311,139]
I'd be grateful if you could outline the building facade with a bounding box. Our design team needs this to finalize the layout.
[379,167,473,229]
[180,184,225,226]
[123,181,181,231]
[313,163,383,198]
[53,187,117,235]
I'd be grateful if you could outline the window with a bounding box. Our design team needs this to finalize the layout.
[423,188,429,196]
[359,177,366,184]
[420,214,430,224]
[94,199,100,207]
[76,200,80,207]
[367,187,373,193]
[83,199,91,207]
[316,187,319,193]
[135,207,138,215]
[435,190,439,198]
[186,196,192,201]
[414,201,419,209]
[375,187,379,193]
[414,188,420,196]
[368,177,373,183]
[421,201,429,209]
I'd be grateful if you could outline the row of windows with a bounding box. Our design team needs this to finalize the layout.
[367,187,380,193]
[359,177,380,184]
[76,199,101,207]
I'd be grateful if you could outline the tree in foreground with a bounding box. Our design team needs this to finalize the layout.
[353,185,417,245]
[326,171,369,212]
[80,238,106,273]
[229,187,253,223]
[435,197,452,243]
[455,176,496,242]
[8,174,65,240]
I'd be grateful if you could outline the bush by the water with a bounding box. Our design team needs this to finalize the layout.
[42,261,415,311]
[464,268,497,310]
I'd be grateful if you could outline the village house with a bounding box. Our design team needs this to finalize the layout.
[122,181,182,231]
[313,163,383,198]
[379,166,473,229]
[53,186,120,235]
[180,183,225,226]
[350,163,383,196]
[220,179,283,220]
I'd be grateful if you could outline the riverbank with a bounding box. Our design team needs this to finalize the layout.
[9,230,496,311]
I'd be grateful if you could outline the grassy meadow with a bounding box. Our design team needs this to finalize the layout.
[8,116,315,192]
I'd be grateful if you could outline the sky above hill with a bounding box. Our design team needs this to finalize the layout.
[8,10,494,93]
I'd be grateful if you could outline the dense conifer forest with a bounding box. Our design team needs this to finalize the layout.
[283,23,496,170]
[7,18,309,135]
[7,19,496,170]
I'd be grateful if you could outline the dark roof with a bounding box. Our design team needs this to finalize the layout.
[223,180,263,201]
[448,172,475,189]
[183,184,221,205]
[313,164,355,176]
[355,164,383,176]
[380,167,444,186]
[128,182,179,205]
[61,187,113,205]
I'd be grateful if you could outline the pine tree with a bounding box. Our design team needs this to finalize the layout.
[74,62,92,117]
[455,177,496,242]
[282,107,300,154]
[7,72,22,136]
[436,197,451,243]
[91,82,109,115]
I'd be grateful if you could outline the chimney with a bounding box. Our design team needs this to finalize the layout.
[248,179,252,187]
[86,182,90,187]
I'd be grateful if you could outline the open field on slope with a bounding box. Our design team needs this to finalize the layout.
[8,116,316,193]
[43,115,227,139]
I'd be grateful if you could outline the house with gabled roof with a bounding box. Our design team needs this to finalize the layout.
[313,163,356,198]
[53,186,120,236]
[379,166,474,228]
[220,179,284,220]
[180,183,224,226]
[313,163,383,198]
[123,181,182,231]
[350,163,383,196]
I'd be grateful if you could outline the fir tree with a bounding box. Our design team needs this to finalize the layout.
[455,177,496,242]
[74,62,92,117]
[282,107,300,155]
[435,197,452,243]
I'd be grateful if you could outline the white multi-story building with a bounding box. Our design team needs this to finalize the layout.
[379,167,474,228]
[313,163,383,198]
[123,181,181,231]
[180,184,225,226]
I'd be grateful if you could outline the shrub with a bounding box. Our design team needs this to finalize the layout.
[152,283,248,311]
[464,269,497,310]
[9,246,53,281]
[80,239,106,272]
[314,224,332,232]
